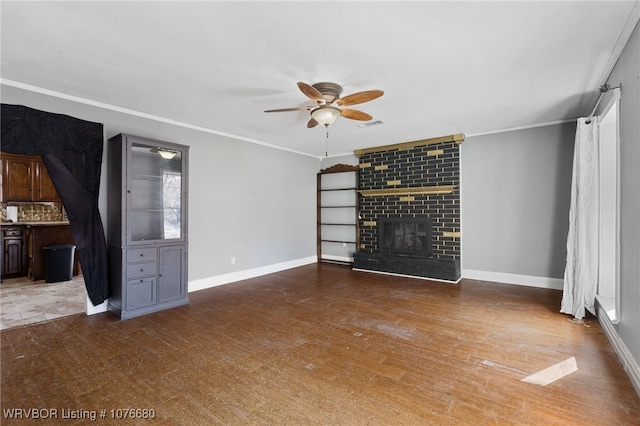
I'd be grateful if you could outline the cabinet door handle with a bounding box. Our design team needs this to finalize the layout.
[140,268,144,272]
[140,253,144,257]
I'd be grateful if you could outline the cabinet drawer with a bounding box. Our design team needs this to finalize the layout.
[126,247,157,263]
[3,228,24,238]
[126,261,157,279]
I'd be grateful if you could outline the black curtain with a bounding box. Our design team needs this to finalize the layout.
[1,104,109,305]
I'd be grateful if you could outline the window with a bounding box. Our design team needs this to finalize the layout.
[596,89,620,323]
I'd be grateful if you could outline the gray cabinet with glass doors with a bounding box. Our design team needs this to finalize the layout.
[107,134,189,319]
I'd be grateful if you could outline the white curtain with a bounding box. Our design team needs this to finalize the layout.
[561,117,599,319]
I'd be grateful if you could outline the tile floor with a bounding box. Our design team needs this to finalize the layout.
[0,275,86,330]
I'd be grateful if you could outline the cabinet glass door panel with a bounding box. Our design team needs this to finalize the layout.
[162,171,181,239]
[131,211,164,241]
[129,143,183,242]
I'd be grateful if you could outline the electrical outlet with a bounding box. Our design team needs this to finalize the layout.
[231,257,236,265]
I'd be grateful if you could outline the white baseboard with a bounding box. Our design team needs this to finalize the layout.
[596,301,640,397]
[88,256,318,315]
[188,256,317,293]
[462,269,564,290]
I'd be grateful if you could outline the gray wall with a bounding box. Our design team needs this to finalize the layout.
[461,123,575,278]
[1,84,319,284]
[598,20,640,371]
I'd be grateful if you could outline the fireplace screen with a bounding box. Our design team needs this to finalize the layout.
[379,217,432,257]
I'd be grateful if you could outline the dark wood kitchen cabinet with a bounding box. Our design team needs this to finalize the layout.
[34,161,59,201]
[2,226,27,278]
[1,153,33,201]
[0,152,60,202]
[107,134,189,320]
[1,224,78,280]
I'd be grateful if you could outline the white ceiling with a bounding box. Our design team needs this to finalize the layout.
[1,1,638,158]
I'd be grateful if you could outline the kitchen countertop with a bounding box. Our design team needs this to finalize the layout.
[1,221,71,227]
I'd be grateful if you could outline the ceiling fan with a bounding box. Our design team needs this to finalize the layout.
[264,82,383,128]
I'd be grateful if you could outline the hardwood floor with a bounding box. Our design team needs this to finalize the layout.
[1,263,639,425]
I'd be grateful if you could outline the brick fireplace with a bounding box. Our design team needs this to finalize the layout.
[352,134,463,282]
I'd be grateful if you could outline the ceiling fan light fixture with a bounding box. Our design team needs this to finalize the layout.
[265,81,383,129]
[311,106,341,127]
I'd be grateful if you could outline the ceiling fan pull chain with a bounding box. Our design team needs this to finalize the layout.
[325,127,329,157]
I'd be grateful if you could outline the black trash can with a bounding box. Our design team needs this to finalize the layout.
[42,245,76,283]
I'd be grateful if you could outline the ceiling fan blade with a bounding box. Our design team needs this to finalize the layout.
[297,82,326,104]
[337,90,384,106]
[264,106,313,113]
[341,108,372,121]
[307,118,319,128]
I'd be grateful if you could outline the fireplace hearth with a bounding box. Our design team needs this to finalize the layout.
[353,251,461,282]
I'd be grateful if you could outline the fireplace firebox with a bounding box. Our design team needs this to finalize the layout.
[379,217,432,258]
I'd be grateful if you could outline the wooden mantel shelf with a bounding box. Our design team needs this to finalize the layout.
[354,133,464,157]
[358,185,455,197]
